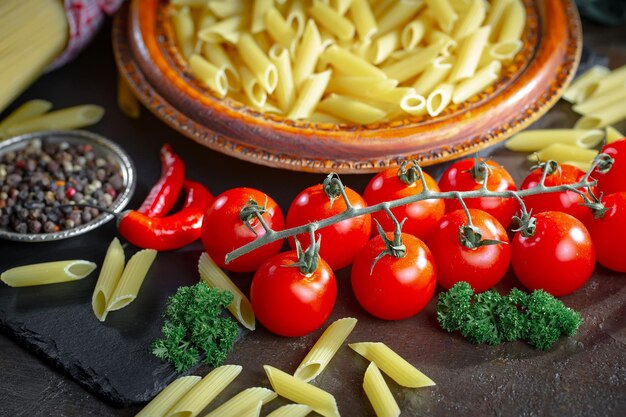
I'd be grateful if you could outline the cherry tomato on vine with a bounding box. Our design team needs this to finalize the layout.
[427,209,511,293]
[201,188,285,273]
[593,138,626,195]
[251,250,337,337]
[351,233,436,320]
[520,163,594,222]
[286,182,371,270]
[511,211,595,297]
[582,192,626,273]
[363,165,444,241]
[438,158,518,228]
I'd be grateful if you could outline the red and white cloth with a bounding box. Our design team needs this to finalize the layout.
[49,0,124,71]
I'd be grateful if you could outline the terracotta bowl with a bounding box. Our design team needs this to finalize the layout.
[113,0,582,173]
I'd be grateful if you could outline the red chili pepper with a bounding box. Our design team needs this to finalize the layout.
[118,180,214,251]
[137,144,185,217]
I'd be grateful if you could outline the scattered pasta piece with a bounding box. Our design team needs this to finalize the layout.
[264,365,340,417]
[203,387,277,417]
[1,260,96,287]
[117,75,141,118]
[528,143,598,164]
[294,317,357,382]
[106,249,157,312]
[198,252,255,330]
[0,99,52,134]
[606,126,624,143]
[135,376,201,417]
[92,238,126,322]
[363,362,400,417]
[265,404,313,417]
[562,65,610,103]
[349,342,436,388]
[1,105,105,137]
[505,129,604,152]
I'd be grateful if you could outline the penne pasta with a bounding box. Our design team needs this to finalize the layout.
[426,83,453,116]
[370,30,401,65]
[584,64,626,100]
[269,46,296,112]
[251,0,273,33]
[363,362,400,417]
[203,387,277,417]
[237,33,278,93]
[562,65,610,104]
[331,0,353,15]
[106,249,157,312]
[448,25,490,82]
[606,126,624,143]
[529,143,598,164]
[194,7,218,32]
[166,365,242,417]
[574,103,626,129]
[562,160,592,172]
[376,0,425,36]
[288,70,332,119]
[452,60,501,104]
[486,0,512,40]
[2,105,105,137]
[264,365,340,417]
[207,0,244,19]
[265,403,313,417]
[451,0,486,40]
[189,54,229,97]
[265,7,298,50]
[117,75,141,118]
[349,0,378,40]
[323,44,387,79]
[572,86,626,116]
[349,342,436,388]
[449,0,472,12]
[1,260,96,287]
[240,65,268,108]
[424,0,458,33]
[171,6,195,59]
[400,92,427,116]
[0,99,52,133]
[401,17,429,51]
[309,0,355,41]
[327,76,397,99]
[92,238,125,322]
[287,0,306,38]
[413,55,455,96]
[239,401,263,417]
[310,111,347,124]
[382,41,444,83]
[479,40,523,68]
[198,252,255,330]
[294,317,358,382]
[202,43,241,91]
[317,94,387,124]
[505,129,605,152]
[496,0,525,42]
[293,20,323,89]
[373,0,395,17]
[198,15,243,44]
[136,376,201,417]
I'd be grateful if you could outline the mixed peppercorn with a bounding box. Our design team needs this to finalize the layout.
[0,138,124,234]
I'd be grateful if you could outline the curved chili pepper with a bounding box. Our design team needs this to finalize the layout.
[137,144,185,217]
[119,180,214,251]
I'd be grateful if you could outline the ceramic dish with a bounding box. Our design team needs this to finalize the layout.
[113,0,582,173]
[0,130,136,242]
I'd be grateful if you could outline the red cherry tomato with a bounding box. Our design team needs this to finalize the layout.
[286,184,371,270]
[593,138,626,195]
[351,233,436,320]
[251,251,337,337]
[427,209,511,293]
[363,168,444,241]
[583,192,626,273]
[438,158,518,228]
[512,211,595,297]
[520,163,594,222]
[201,188,285,273]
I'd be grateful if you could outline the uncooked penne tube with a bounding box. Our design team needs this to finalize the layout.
[106,249,157,312]
[572,86,626,116]
[117,75,140,119]
[449,25,490,82]
[268,46,296,112]
[505,129,605,152]
[479,40,522,68]
[189,54,228,97]
[171,6,195,59]
[376,0,424,36]
[135,376,201,417]
[240,65,268,108]
[451,0,486,40]
[327,76,397,99]
[203,387,277,417]
[400,92,427,116]
[370,30,400,65]
[92,238,125,322]
[452,60,501,103]
[323,44,387,79]
[251,0,273,33]
[309,0,355,41]
[413,55,455,96]
[331,0,353,15]
[606,126,624,143]
[1,260,96,287]
[293,19,323,89]
[382,41,444,82]
[574,103,626,129]
[401,17,428,50]
[349,0,378,40]
[317,94,387,124]
[349,342,436,388]
[497,0,525,42]
[198,252,255,331]
[0,99,52,132]
[529,143,598,164]
[310,111,347,124]
[287,0,306,38]
[207,0,244,18]
[237,33,278,93]
[562,65,610,103]
[562,160,592,172]
[363,362,400,417]
[201,43,241,91]
[288,70,332,119]
[424,0,458,33]
[585,64,626,99]
[486,0,512,40]
[427,83,453,116]
[265,404,313,417]
[3,105,105,137]
[264,365,340,417]
[198,15,243,44]
[265,7,297,50]
[166,365,242,417]
[294,317,357,382]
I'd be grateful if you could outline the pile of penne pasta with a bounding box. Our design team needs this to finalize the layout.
[136,316,435,417]
[506,64,626,170]
[169,0,526,124]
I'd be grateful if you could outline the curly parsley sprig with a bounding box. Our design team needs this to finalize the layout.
[151,282,238,372]
[437,282,583,350]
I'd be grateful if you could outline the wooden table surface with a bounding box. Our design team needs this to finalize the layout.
[1,14,625,417]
